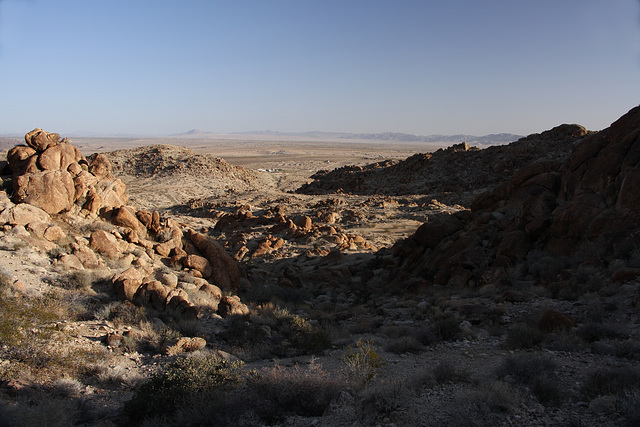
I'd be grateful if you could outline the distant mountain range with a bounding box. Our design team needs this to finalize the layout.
[178,129,523,145]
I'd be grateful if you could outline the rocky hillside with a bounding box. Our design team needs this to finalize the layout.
[96,144,274,209]
[389,105,640,293]
[297,124,589,205]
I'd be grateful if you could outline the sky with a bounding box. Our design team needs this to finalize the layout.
[0,0,639,136]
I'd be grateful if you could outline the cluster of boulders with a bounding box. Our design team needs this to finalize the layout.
[186,200,377,260]
[1,129,250,321]
[297,124,588,203]
[6,128,127,215]
[391,105,640,291]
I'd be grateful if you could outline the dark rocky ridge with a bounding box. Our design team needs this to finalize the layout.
[390,105,640,291]
[297,124,589,205]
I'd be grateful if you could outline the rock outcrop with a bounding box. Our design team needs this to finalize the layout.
[297,124,589,205]
[2,129,251,322]
[6,128,128,214]
[391,105,640,291]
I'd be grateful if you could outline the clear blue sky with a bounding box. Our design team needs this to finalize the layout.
[1,0,639,136]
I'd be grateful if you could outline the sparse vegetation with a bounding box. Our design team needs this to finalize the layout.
[505,322,544,349]
[124,353,245,423]
[344,338,385,387]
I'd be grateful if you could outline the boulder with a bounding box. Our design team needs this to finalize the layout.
[111,206,146,236]
[217,295,250,318]
[158,272,178,289]
[25,128,60,152]
[134,280,169,311]
[72,244,101,269]
[37,141,83,172]
[6,146,38,175]
[188,230,241,291]
[0,203,51,226]
[182,254,212,278]
[199,283,222,301]
[112,267,145,301]
[14,170,75,214]
[90,230,120,259]
[43,225,66,242]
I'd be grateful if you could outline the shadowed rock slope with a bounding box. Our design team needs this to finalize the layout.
[390,105,640,291]
[297,124,589,205]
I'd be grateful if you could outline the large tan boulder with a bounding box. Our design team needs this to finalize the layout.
[72,244,101,269]
[83,188,103,215]
[134,280,169,311]
[0,203,51,226]
[188,230,241,291]
[112,206,146,236]
[14,170,75,214]
[89,230,120,259]
[112,267,145,301]
[25,128,60,152]
[96,178,128,210]
[37,141,83,172]
[6,146,38,175]
[182,254,212,278]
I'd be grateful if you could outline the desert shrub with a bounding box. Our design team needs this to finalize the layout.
[109,302,148,328]
[621,390,640,426]
[379,324,411,338]
[55,271,102,291]
[0,397,79,427]
[577,321,628,343]
[248,361,348,420]
[531,375,563,407]
[350,315,382,334]
[432,316,462,341]
[543,330,586,352]
[499,354,556,384]
[384,335,423,354]
[92,301,119,321]
[124,353,245,423]
[344,338,385,387]
[123,320,182,353]
[0,289,106,380]
[287,315,331,353]
[505,323,543,349]
[51,377,84,398]
[582,367,640,400]
[0,266,12,289]
[498,354,561,406]
[527,251,569,281]
[358,377,412,419]
[433,360,469,384]
[95,364,145,388]
[449,381,523,427]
